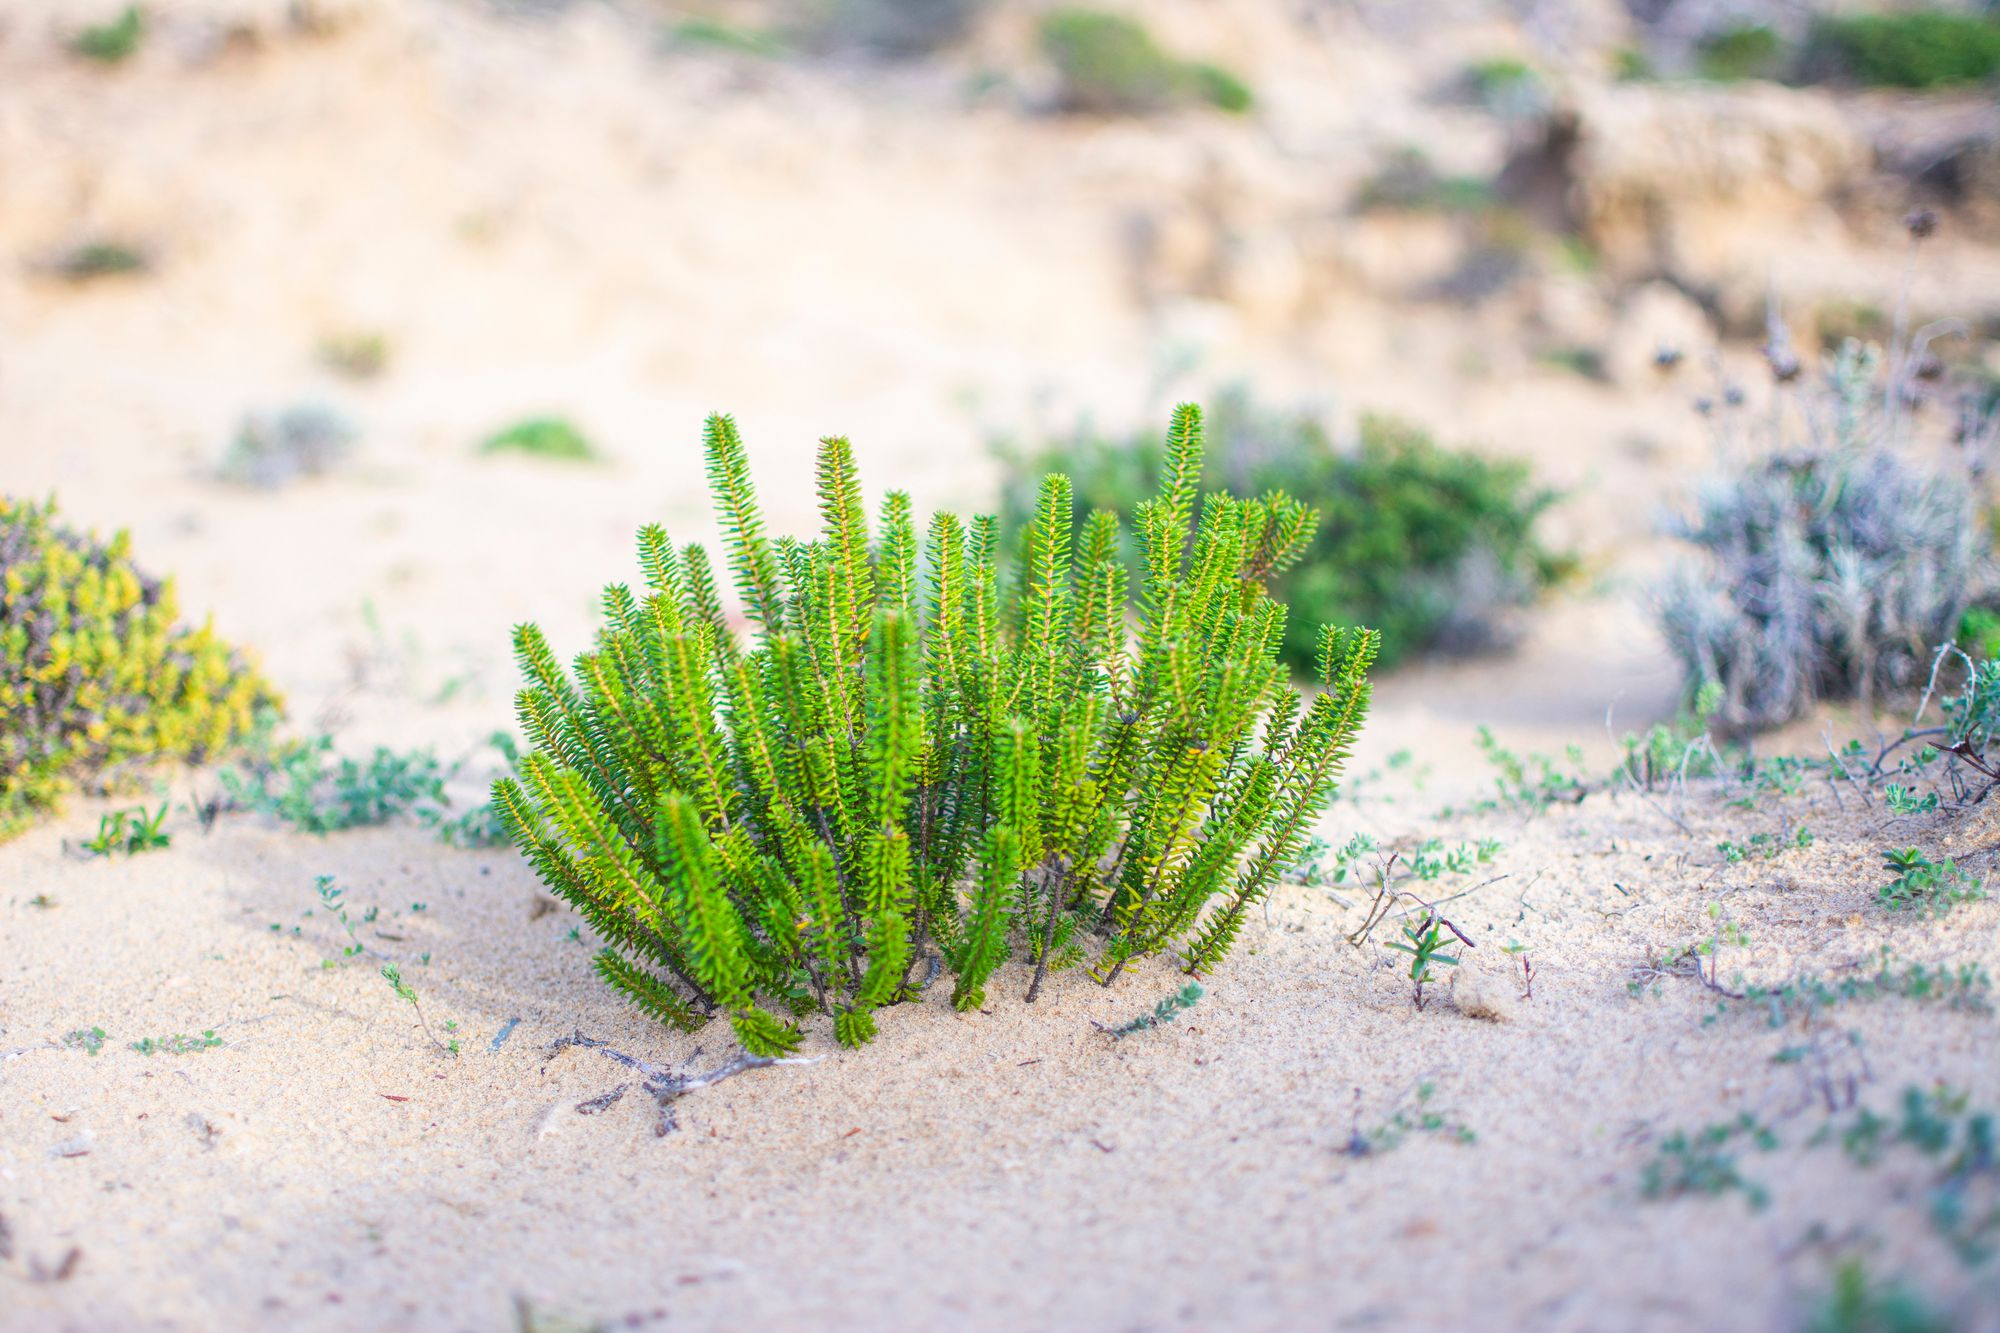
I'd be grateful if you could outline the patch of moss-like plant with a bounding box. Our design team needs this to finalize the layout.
[479,417,598,463]
[495,405,1376,1053]
[1038,10,1252,114]
[0,497,277,841]
[995,390,1566,672]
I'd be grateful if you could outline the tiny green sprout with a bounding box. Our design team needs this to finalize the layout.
[29,894,55,909]
[314,874,369,965]
[381,963,458,1057]
[63,1026,108,1056]
[419,951,431,966]
[411,902,427,912]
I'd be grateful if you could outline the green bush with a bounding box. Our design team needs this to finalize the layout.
[0,497,276,840]
[996,392,1566,672]
[1807,11,2000,89]
[1696,23,1785,82]
[72,6,144,64]
[494,407,1375,1052]
[479,417,597,463]
[1038,10,1252,114]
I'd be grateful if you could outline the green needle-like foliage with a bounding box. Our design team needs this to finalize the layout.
[496,406,1376,1052]
[1,497,276,840]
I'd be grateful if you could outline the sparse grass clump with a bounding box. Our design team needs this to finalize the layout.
[71,6,145,64]
[479,416,597,463]
[0,497,275,841]
[1658,344,1988,731]
[218,405,357,489]
[1039,10,1252,114]
[997,392,1565,673]
[495,406,1375,1053]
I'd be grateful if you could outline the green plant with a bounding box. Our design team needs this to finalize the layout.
[1038,10,1252,114]
[1641,1113,1778,1209]
[1834,1086,2000,1263]
[128,1031,221,1056]
[381,963,457,1056]
[50,240,148,281]
[1806,11,2000,90]
[0,498,276,841]
[494,407,1376,1053]
[667,17,788,57]
[1959,607,2000,661]
[80,803,170,857]
[223,728,509,844]
[62,1027,108,1056]
[1877,848,1986,918]
[72,6,144,63]
[1696,23,1785,81]
[480,417,598,463]
[1806,1259,1950,1333]
[1386,911,1464,1010]
[997,394,1565,672]
[1729,950,1991,1029]
[1098,981,1204,1038]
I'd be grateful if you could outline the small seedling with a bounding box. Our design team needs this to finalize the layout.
[381,963,457,1057]
[1095,982,1204,1039]
[1878,848,1987,918]
[1500,939,1535,998]
[1386,912,1471,1010]
[62,1027,107,1056]
[1641,1113,1778,1210]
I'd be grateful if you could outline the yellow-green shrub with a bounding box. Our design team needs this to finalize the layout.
[0,497,276,839]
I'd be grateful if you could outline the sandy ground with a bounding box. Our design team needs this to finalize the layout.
[3,775,1998,1330]
[6,2,2000,1328]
